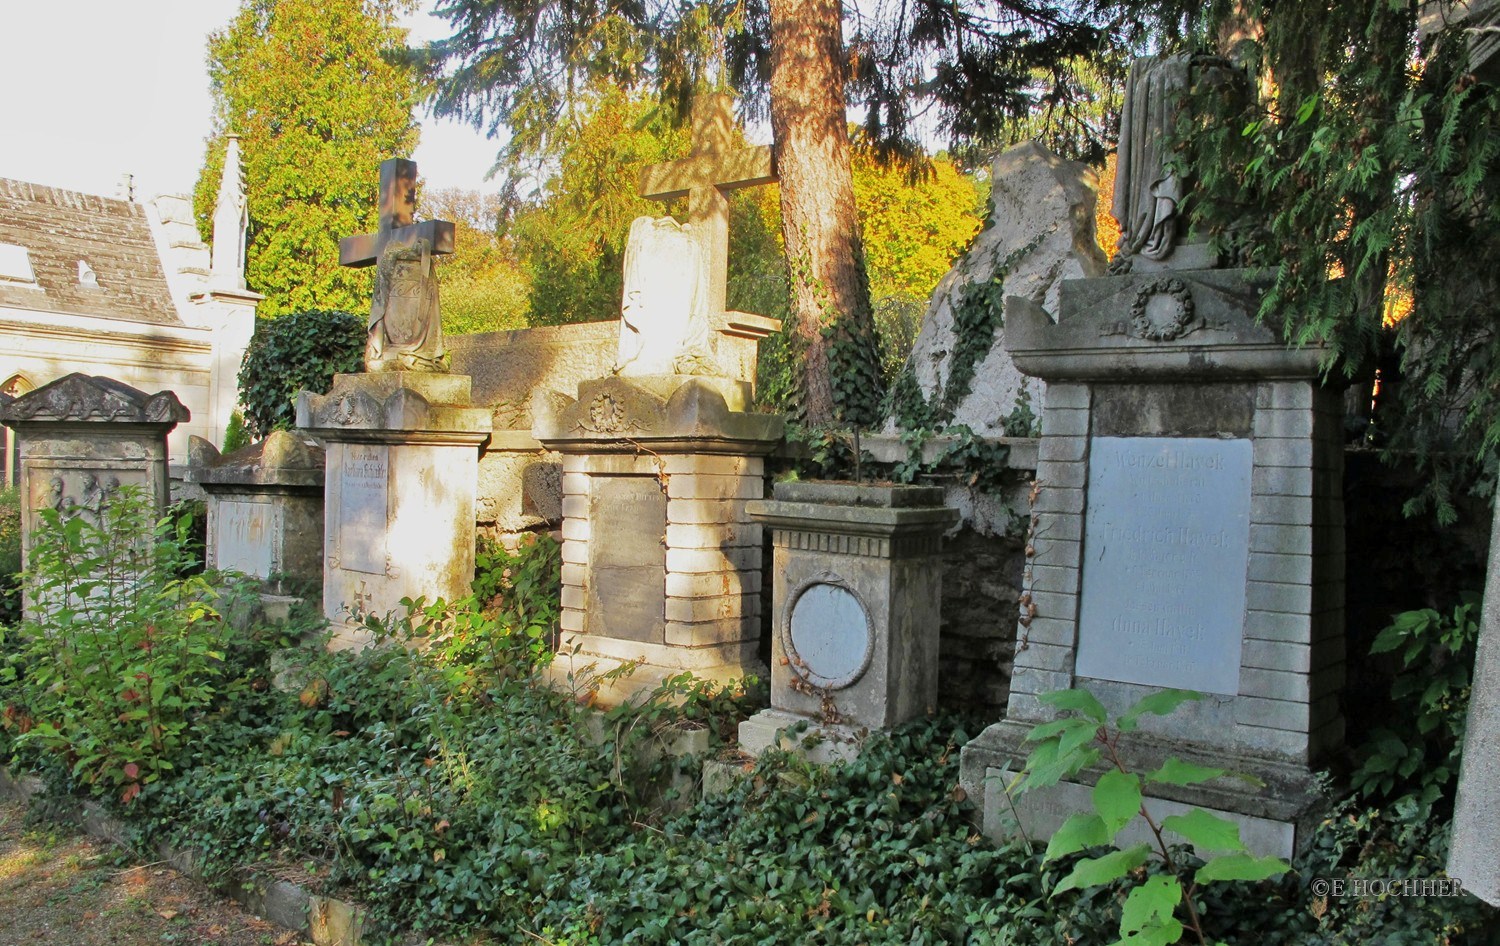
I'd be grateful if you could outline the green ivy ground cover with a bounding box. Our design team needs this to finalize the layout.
[0,502,1492,945]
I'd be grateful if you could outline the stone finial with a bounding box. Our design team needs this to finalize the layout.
[211,136,249,291]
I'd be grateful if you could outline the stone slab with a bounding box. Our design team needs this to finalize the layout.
[336,443,389,575]
[1075,436,1252,695]
[1449,500,1500,906]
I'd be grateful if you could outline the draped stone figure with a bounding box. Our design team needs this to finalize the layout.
[614,216,716,376]
[1111,53,1247,273]
[366,238,446,372]
[1113,54,1194,267]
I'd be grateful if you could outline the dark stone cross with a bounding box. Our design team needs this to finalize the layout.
[638,93,776,325]
[338,158,456,269]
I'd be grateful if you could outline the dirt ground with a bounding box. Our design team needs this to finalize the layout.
[0,799,311,946]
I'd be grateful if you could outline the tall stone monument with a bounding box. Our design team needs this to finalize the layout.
[959,58,1345,859]
[535,94,784,702]
[298,158,489,649]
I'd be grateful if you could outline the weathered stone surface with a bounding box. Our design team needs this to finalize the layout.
[1448,500,1500,906]
[961,263,1346,858]
[298,372,489,650]
[1,374,184,599]
[744,481,958,742]
[191,431,326,588]
[897,141,1107,437]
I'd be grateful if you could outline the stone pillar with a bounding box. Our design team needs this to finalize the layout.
[187,430,326,596]
[741,483,957,760]
[297,372,490,650]
[958,269,1345,859]
[0,374,188,615]
[535,375,782,703]
[1448,498,1500,906]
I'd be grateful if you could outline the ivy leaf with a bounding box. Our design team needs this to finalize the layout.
[1093,770,1142,836]
[1038,689,1107,724]
[1118,690,1201,732]
[1043,812,1109,863]
[1146,758,1225,787]
[1052,843,1152,895]
[1195,853,1290,883]
[1161,809,1246,854]
[1117,875,1183,944]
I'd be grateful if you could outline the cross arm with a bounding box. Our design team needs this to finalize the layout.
[638,146,776,202]
[338,219,457,268]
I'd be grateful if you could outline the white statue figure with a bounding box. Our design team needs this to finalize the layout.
[615,216,716,376]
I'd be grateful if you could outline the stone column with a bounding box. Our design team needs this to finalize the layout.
[741,482,957,760]
[297,372,490,650]
[535,375,782,704]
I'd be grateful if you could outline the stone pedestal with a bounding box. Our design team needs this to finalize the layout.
[740,482,957,759]
[297,372,490,650]
[0,373,187,556]
[959,269,1346,859]
[534,374,783,704]
[187,430,325,595]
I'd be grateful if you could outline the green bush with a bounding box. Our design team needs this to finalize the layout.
[0,488,255,802]
[238,309,365,438]
[0,487,20,625]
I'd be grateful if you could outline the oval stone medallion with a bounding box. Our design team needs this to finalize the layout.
[787,583,872,689]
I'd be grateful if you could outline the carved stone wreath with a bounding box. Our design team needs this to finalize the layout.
[1131,277,1196,341]
[588,394,627,433]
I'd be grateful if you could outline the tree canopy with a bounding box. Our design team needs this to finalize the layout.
[195,0,421,317]
[416,0,1134,424]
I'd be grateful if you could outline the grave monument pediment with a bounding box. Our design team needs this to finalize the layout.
[0,373,190,425]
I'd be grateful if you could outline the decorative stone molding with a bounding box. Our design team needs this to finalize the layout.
[0,372,189,426]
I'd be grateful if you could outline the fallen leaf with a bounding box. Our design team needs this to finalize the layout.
[157,908,179,920]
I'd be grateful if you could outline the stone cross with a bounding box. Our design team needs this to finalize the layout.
[338,158,455,270]
[637,93,776,326]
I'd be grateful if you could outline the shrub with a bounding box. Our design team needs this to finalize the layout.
[0,487,254,802]
[0,487,20,625]
[238,309,365,438]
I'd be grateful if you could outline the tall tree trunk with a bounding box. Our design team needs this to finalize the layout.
[768,0,881,426]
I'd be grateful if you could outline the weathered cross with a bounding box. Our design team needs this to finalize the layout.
[638,93,776,326]
[338,158,455,269]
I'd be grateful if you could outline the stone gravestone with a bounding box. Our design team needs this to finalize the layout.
[741,483,958,759]
[0,374,188,617]
[188,430,325,595]
[958,59,1344,860]
[298,158,489,649]
[535,94,784,703]
[1448,498,1500,906]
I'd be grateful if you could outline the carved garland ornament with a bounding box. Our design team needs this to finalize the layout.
[1131,277,1196,341]
[588,394,628,433]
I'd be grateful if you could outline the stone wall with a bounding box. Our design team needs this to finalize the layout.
[448,322,618,537]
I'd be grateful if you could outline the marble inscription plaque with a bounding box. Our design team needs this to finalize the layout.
[587,476,667,643]
[338,444,389,575]
[788,583,871,689]
[1075,437,1252,695]
[217,500,276,578]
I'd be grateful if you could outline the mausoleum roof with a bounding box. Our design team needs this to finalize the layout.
[0,178,183,327]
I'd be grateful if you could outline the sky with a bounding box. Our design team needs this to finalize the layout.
[0,2,506,201]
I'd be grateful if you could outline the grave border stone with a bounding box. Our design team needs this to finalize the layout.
[958,268,1346,859]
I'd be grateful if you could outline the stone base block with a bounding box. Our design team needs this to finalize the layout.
[738,709,864,765]
[959,719,1326,860]
[544,637,765,707]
